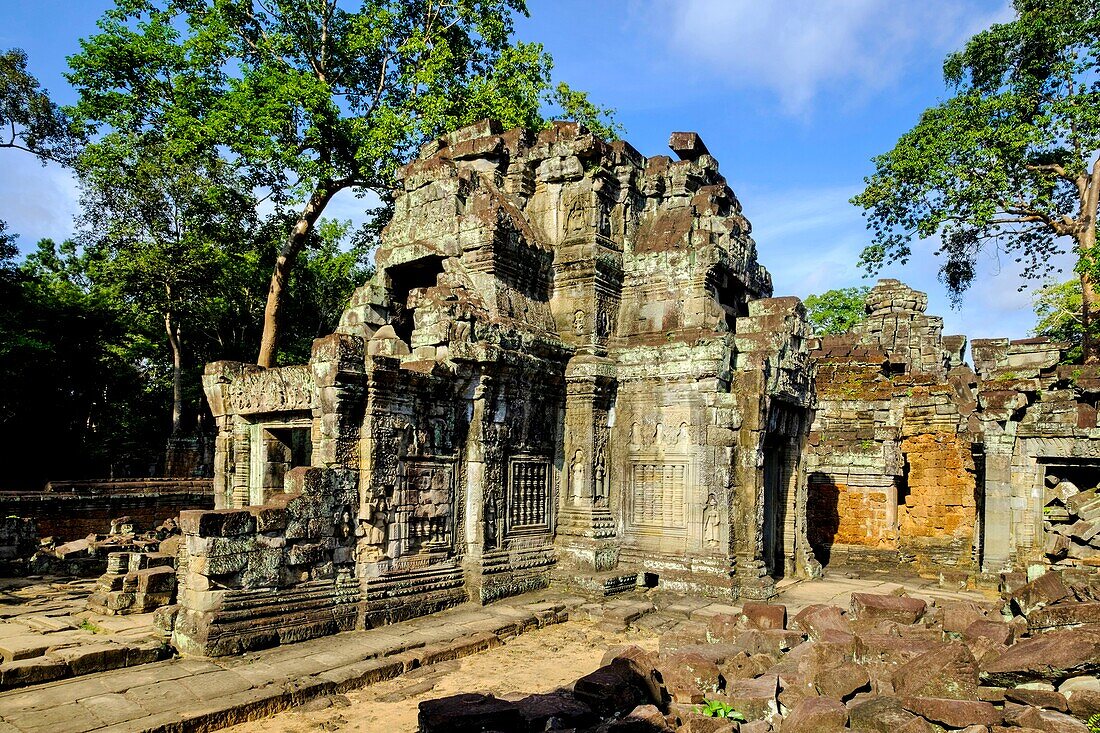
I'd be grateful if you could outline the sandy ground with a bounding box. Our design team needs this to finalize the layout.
[224,620,658,733]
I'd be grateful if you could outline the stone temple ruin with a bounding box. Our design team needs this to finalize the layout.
[168,120,1100,657]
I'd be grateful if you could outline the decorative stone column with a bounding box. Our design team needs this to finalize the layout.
[556,355,618,570]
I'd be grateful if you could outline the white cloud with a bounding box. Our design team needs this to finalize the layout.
[660,0,1014,114]
[0,154,79,253]
[741,182,1072,342]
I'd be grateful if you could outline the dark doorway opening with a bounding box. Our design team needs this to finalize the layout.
[762,437,786,579]
[387,255,446,344]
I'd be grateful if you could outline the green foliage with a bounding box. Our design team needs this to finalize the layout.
[1032,278,1098,362]
[549,82,623,141]
[1089,712,1100,733]
[697,700,745,720]
[804,286,870,335]
[1,47,76,162]
[852,0,1100,305]
[68,0,620,365]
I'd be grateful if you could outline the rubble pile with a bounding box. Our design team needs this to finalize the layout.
[28,515,181,577]
[1042,477,1100,564]
[418,574,1100,732]
[0,517,38,574]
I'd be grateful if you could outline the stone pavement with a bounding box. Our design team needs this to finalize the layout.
[0,573,993,733]
[0,590,598,733]
[0,578,169,691]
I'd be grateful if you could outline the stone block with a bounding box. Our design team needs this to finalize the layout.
[659,651,721,704]
[783,696,847,732]
[981,627,1100,686]
[717,674,778,722]
[850,593,927,624]
[901,696,1000,728]
[179,509,256,538]
[740,602,786,630]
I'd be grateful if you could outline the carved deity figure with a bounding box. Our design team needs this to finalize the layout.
[570,450,585,501]
[594,449,607,506]
[484,488,500,549]
[703,493,720,548]
[573,309,586,336]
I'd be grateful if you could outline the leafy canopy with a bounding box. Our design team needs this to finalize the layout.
[852,0,1100,300]
[1,47,75,163]
[1032,278,1099,362]
[804,286,871,336]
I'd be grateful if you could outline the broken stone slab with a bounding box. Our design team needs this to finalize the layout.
[782,696,848,732]
[668,132,710,162]
[939,600,987,634]
[1067,688,1100,719]
[900,696,1000,728]
[1026,601,1100,630]
[716,674,778,722]
[981,627,1100,686]
[1010,572,1072,616]
[739,602,786,631]
[850,593,926,624]
[417,692,524,733]
[1004,686,1069,711]
[893,642,979,699]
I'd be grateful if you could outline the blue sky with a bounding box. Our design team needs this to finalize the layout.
[0,0,1063,340]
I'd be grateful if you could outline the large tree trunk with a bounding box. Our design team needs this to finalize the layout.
[256,182,338,368]
[165,308,184,436]
[1081,163,1100,364]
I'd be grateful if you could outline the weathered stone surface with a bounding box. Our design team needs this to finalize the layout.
[1004,686,1069,711]
[661,651,721,704]
[901,696,1000,728]
[782,696,847,732]
[740,602,786,631]
[417,692,523,733]
[718,674,778,721]
[850,593,926,624]
[893,642,979,699]
[981,627,1100,686]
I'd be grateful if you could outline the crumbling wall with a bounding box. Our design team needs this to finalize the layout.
[806,280,977,575]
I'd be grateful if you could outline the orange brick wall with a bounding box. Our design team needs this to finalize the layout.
[808,482,897,550]
[899,432,976,539]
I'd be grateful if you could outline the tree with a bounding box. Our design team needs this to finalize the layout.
[804,286,870,336]
[1,47,75,163]
[77,128,257,435]
[69,0,618,368]
[1031,278,1099,362]
[852,0,1100,362]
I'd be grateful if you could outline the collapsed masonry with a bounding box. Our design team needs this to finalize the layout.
[179,121,1099,657]
[807,279,1100,579]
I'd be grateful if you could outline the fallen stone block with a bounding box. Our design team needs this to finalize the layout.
[790,604,849,640]
[893,642,979,699]
[964,618,1014,647]
[417,693,523,733]
[1004,686,1069,711]
[608,703,673,732]
[850,593,926,624]
[1026,601,1100,630]
[0,656,67,689]
[815,661,871,701]
[901,696,1000,728]
[512,692,595,731]
[573,660,651,716]
[847,695,921,733]
[940,600,987,634]
[716,674,778,722]
[981,627,1100,686]
[740,602,786,631]
[1067,688,1100,719]
[1010,572,1071,616]
[782,696,847,732]
[660,651,721,704]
